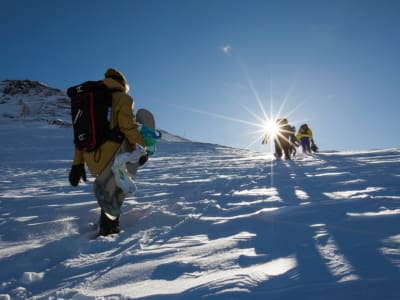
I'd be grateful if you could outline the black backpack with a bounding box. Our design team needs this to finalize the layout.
[68,81,123,152]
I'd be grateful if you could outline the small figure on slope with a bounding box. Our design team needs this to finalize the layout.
[296,123,318,154]
[262,118,298,160]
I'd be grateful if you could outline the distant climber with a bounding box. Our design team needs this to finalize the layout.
[296,123,318,153]
[263,118,298,160]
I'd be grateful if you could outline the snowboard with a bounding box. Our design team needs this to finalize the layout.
[262,134,269,145]
[135,108,162,156]
[311,143,319,153]
[112,108,161,195]
[136,108,155,130]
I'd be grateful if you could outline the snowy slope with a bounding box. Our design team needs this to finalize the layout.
[0,80,399,299]
[0,80,182,143]
[0,123,399,300]
[0,80,70,125]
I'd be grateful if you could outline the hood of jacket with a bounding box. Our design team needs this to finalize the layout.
[103,77,127,93]
[104,68,129,93]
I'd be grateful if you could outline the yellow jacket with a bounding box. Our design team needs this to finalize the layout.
[296,128,313,141]
[72,75,145,176]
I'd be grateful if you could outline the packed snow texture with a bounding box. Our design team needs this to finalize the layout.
[0,80,399,299]
[0,125,399,299]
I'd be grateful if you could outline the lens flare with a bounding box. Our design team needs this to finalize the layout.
[168,51,306,158]
[263,120,280,140]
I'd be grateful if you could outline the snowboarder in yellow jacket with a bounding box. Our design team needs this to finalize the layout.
[68,68,147,236]
[296,124,316,153]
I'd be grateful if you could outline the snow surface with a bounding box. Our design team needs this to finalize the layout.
[0,123,399,300]
[0,79,399,299]
[0,80,69,126]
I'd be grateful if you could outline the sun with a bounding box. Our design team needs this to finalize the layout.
[263,120,280,140]
[173,49,304,153]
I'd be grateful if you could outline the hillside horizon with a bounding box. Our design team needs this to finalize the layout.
[0,79,397,153]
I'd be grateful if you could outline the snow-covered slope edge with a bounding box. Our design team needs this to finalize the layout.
[0,80,194,146]
[0,125,399,299]
[0,80,70,126]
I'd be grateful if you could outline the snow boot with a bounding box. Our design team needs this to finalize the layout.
[98,209,120,236]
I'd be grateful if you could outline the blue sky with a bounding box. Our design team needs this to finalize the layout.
[2,0,399,152]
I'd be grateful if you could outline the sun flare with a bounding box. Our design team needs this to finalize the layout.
[263,120,280,140]
[174,52,304,153]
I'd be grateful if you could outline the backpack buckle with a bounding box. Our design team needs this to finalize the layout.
[76,85,84,93]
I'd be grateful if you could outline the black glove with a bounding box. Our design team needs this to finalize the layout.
[139,153,149,166]
[69,164,87,186]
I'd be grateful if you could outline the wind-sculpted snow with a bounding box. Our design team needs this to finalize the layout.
[0,125,399,299]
